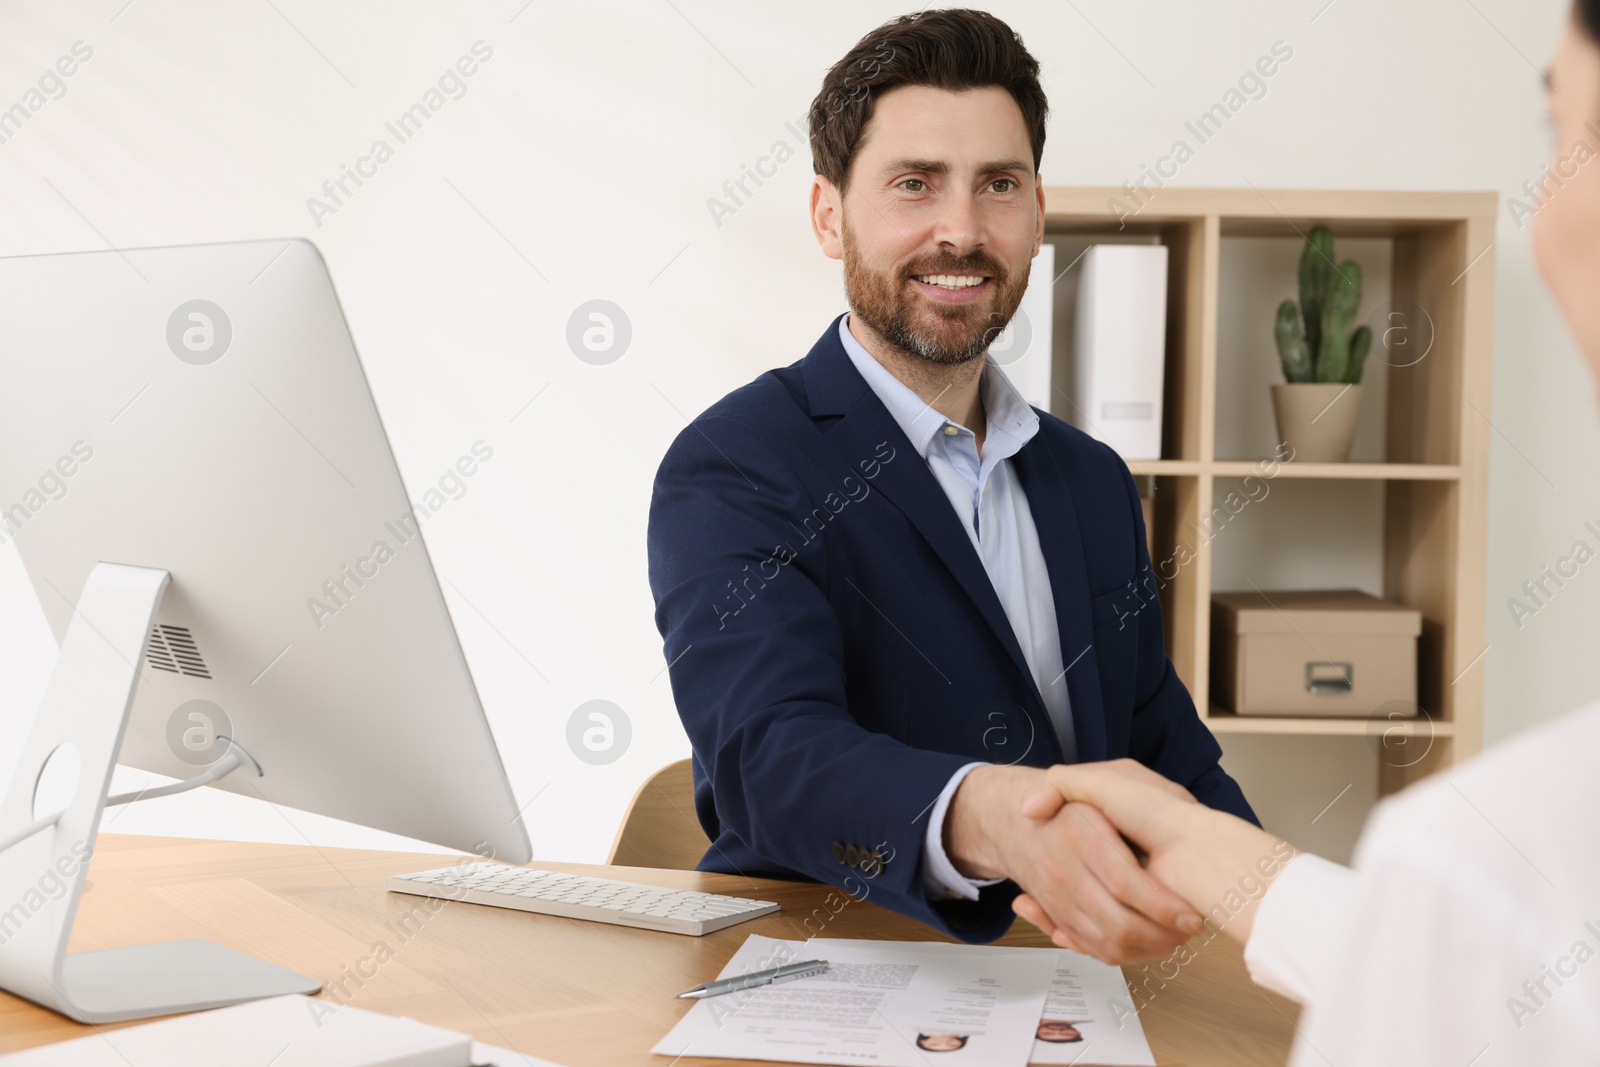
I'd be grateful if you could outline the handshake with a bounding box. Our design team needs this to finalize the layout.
[944,760,1296,963]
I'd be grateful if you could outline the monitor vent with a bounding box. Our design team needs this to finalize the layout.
[145,625,212,679]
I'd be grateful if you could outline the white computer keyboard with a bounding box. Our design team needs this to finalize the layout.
[387,862,781,936]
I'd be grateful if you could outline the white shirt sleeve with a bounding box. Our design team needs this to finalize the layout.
[1243,800,1600,1067]
[921,761,1007,901]
[1290,824,1600,1067]
[1241,852,1357,1004]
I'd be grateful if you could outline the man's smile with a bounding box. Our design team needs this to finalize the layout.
[909,273,993,303]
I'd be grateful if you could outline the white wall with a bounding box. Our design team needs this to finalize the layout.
[0,0,1586,864]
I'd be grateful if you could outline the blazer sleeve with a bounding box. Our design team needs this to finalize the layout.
[647,412,1020,942]
[1116,458,1260,826]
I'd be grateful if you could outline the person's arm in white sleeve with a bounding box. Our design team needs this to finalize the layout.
[1010,745,1600,1065]
[1280,799,1600,1067]
[1241,852,1357,1004]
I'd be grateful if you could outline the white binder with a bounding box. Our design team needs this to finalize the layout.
[1074,244,1169,460]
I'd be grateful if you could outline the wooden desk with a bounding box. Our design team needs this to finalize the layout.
[0,835,1299,1065]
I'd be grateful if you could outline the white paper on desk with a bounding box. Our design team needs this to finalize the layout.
[652,934,1056,1066]
[1028,952,1154,1066]
[888,941,1156,1066]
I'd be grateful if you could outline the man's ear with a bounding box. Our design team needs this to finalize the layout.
[1034,172,1046,255]
[811,175,845,261]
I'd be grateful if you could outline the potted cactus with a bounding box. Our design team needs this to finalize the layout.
[1272,225,1371,462]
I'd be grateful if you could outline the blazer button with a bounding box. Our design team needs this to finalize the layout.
[862,849,885,876]
[844,843,860,867]
[832,841,845,864]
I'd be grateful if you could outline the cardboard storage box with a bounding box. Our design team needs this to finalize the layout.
[1211,589,1421,717]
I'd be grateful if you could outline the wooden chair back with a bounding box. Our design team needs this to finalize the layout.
[606,758,710,871]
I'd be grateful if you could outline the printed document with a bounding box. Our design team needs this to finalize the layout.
[1027,950,1155,1065]
[652,934,1056,1065]
[848,939,1157,1066]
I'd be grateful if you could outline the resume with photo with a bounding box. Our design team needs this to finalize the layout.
[653,934,1056,1066]
[880,940,1157,1065]
[1028,951,1155,1066]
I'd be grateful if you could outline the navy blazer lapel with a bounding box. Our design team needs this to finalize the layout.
[801,315,1050,727]
[1011,436,1108,763]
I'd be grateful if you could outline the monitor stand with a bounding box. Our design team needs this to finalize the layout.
[0,562,321,1023]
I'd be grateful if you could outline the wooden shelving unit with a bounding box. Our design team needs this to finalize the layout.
[1041,187,1495,797]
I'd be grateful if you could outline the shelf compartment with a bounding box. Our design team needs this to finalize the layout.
[1043,216,1216,463]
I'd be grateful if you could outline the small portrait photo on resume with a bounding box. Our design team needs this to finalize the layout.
[1036,1018,1084,1043]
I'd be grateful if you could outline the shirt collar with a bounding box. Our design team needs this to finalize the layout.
[838,311,1039,461]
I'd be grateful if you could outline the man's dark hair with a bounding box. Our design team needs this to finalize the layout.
[1580,0,1600,41]
[807,8,1048,196]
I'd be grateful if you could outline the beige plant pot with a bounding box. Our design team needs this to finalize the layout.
[1271,383,1363,463]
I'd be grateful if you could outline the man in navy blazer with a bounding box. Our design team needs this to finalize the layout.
[648,9,1256,957]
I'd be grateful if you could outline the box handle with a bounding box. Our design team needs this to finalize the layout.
[1305,661,1354,695]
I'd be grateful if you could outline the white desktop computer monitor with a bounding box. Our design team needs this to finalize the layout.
[0,238,532,1022]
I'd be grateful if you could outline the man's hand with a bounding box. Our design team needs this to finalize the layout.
[944,763,1205,963]
[1020,758,1200,857]
[1010,761,1296,946]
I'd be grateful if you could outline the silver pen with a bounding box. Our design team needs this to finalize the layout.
[677,959,830,999]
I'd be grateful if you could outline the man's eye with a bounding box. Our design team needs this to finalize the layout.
[900,178,926,192]
[992,178,1016,193]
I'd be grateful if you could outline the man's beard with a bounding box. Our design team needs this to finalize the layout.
[841,219,1030,367]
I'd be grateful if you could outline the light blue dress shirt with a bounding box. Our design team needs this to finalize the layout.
[837,312,1077,902]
